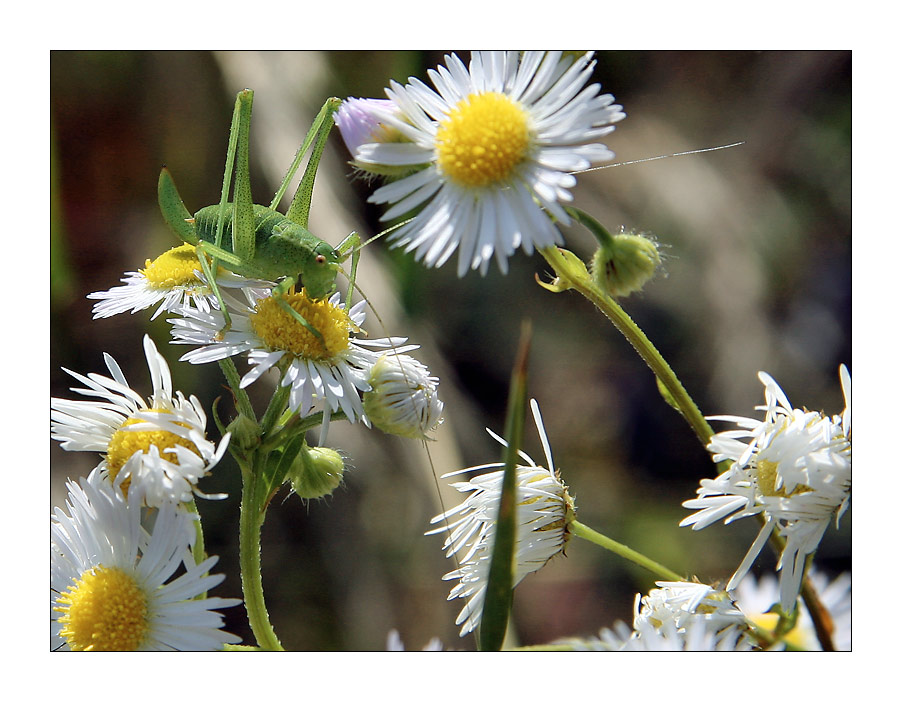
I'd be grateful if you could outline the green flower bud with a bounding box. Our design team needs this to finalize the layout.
[590,230,661,297]
[225,412,262,454]
[288,444,345,500]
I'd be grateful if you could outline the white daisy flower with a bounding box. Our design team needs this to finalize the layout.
[52,467,241,651]
[353,50,625,276]
[680,365,851,611]
[363,352,444,440]
[87,243,224,320]
[170,286,416,440]
[733,569,851,650]
[427,399,575,637]
[51,334,230,507]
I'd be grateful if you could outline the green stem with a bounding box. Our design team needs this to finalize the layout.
[218,357,256,421]
[571,520,683,582]
[539,246,713,447]
[238,466,284,651]
[259,382,291,436]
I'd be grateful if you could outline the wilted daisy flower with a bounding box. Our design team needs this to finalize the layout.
[170,285,417,439]
[51,334,230,507]
[680,365,851,611]
[427,399,575,636]
[52,468,241,651]
[733,570,851,650]
[353,50,625,276]
[363,352,444,439]
[635,581,748,641]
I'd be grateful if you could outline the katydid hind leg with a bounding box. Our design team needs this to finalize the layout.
[271,98,342,214]
[231,90,257,264]
[214,91,246,251]
[285,98,343,229]
[203,90,255,337]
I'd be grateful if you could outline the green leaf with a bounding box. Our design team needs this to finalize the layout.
[478,321,532,651]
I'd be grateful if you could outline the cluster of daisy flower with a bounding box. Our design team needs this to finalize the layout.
[87,262,443,445]
[52,467,242,651]
[51,71,447,651]
[422,380,850,650]
[51,336,242,649]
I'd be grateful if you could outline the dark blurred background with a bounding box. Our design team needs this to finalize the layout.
[50,50,850,650]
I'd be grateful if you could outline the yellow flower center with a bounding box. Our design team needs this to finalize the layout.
[250,289,352,362]
[106,412,200,491]
[141,243,205,290]
[435,92,531,188]
[756,460,813,498]
[749,612,816,650]
[55,565,150,651]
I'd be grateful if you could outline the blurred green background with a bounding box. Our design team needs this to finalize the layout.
[50,50,851,650]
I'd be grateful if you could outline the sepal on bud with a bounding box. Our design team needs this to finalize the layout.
[288,443,345,500]
[226,412,262,454]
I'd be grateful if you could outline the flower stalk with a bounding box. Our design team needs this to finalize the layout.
[570,520,684,582]
[238,459,284,651]
[538,243,713,445]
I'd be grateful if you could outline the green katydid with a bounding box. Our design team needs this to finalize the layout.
[157,89,361,340]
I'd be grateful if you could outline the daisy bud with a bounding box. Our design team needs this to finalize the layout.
[226,412,261,453]
[333,97,413,178]
[590,230,661,297]
[363,353,444,440]
[289,444,345,500]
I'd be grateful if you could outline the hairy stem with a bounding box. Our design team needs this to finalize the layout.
[238,466,284,651]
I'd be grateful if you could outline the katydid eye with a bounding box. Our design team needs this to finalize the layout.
[316,254,326,264]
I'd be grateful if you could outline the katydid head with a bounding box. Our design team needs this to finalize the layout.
[303,240,342,299]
